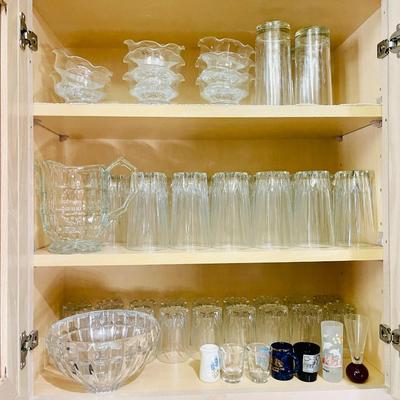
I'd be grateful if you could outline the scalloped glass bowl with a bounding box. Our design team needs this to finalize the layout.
[52,49,112,103]
[123,40,185,104]
[196,37,254,104]
[46,310,160,393]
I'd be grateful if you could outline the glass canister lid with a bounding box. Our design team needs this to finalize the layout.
[256,20,290,34]
[295,25,330,39]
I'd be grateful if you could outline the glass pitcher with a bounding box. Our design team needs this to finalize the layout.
[37,157,136,254]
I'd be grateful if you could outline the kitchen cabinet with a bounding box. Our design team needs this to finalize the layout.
[1,0,400,398]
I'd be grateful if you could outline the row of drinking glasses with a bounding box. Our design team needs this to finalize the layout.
[104,170,377,250]
[62,295,355,364]
[208,314,369,385]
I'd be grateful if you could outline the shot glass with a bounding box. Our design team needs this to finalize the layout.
[220,343,245,383]
[321,320,343,382]
[246,343,271,383]
[210,172,251,248]
[170,172,210,249]
[252,171,292,248]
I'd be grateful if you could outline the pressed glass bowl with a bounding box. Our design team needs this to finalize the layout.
[198,37,255,59]
[124,39,185,56]
[196,52,254,71]
[46,310,160,393]
[199,82,249,104]
[197,67,251,86]
[123,66,184,85]
[123,48,185,69]
[53,81,106,103]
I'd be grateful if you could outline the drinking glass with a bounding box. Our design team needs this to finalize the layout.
[256,304,290,345]
[219,343,245,383]
[295,26,332,105]
[126,172,168,250]
[255,21,293,105]
[293,171,334,247]
[190,304,223,360]
[252,171,292,248]
[223,304,256,346]
[62,301,93,318]
[313,294,342,305]
[94,298,124,310]
[246,343,271,383]
[252,295,280,307]
[157,305,190,363]
[102,174,131,246]
[323,302,356,323]
[170,172,210,249]
[222,296,250,309]
[321,321,343,382]
[291,304,323,345]
[344,314,369,383]
[333,170,377,246]
[210,172,251,248]
[129,298,158,317]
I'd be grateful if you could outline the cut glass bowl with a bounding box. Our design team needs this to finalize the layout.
[124,40,185,56]
[123,48,185,69]
[46,310,160,393]
[197,67,251,86]
[198,37,254,58]
[123,67,184,85]
[196,52,254,71]
[128,80,179,104]
[199,82,249,104]
[53,80,106,103]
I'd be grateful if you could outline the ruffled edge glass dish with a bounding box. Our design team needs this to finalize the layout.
[124,39,185,55]
[197,67,251,86]
[123,69,185,86]
[196,52,254,72]
[198,37,255,58]
[123,48,185,69]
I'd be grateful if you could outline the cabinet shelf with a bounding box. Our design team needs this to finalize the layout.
[35,360,384,399]
[34,103,382,140]
[34,245,383,267]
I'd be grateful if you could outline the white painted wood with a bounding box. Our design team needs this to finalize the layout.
[0,0,33,399]
[386,0,400,399]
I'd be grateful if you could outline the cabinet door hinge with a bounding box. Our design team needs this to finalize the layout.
[19,12,38,52]
[378,23,400,59]
[379,324,400,352]
[20,330,38,369]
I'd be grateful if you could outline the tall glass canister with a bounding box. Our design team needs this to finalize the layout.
[255,21,293,105]
[294,26,332,105]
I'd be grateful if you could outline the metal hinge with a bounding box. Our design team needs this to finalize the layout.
[20,330,38,369]
[377,23,400,59]
[19,12,38,51]
[379,324,400,352]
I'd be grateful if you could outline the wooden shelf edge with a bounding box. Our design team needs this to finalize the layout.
[34,360,385,399]
[33,246,384,267]
[34,103,382,119]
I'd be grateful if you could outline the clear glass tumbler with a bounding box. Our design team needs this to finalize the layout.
[291,304,323,345]
[170,172,210,249]
[255,21,293,105]
[256,304,290,345]
[220,343,245,383]
[252,171,292,247]
[246,343,271,383]
[157,305,190,363]
[102,174,131,246]
[190,304,223,360]
[333,170,377,246]
[295,26,332,105]
[126,172,169,250]
[321,320,343,382]
[223,304,256,346]
[293,171,334,247]
[210,172,251,248]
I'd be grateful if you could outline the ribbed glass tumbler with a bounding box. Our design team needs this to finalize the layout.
[210,172,251,248]
[333,170,377,246]
[255,20,293,105]
[170,172,210,249]
[252,171,292,248]
[256,304,290,345]
[293,171,334,247]
[126,172,168,250]
[291,303,323,345]
[223,304,256,346]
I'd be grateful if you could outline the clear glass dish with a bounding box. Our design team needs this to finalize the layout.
[123,48,185,69]
[53,49,112,90]
[124,39,185,55]
[196,52,254,72]
[123,67,184,86]
[126,79,180,104]
[46,310,160,393]
[199,82,249,104]
[197,67,250,86]
[53,78,106,103]
[198,37,254,59]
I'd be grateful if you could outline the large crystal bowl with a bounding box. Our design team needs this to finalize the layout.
[46,310,160,393]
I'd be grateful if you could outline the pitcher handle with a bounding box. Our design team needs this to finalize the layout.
[105,157,137,222]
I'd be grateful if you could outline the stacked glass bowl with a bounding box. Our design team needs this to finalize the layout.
[196,37,254,104]
[123,40,185,104]
[52,49,112,103]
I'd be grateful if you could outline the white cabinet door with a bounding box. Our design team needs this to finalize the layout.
[0,0,33,399]
[385,0,400,399]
